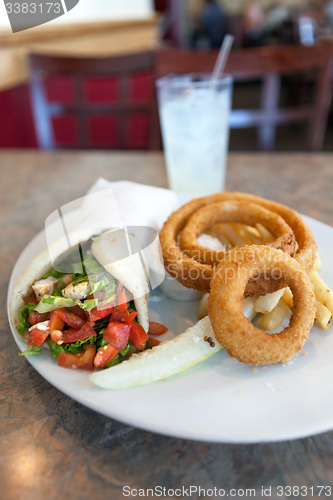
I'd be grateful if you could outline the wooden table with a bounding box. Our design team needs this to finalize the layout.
[1,151,333,500]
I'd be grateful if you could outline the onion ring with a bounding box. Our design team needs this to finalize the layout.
[208,245,316,365]
[159,192,317,294]
[179,201,296,266]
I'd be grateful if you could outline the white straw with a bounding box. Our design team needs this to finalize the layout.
[210,34,234,89]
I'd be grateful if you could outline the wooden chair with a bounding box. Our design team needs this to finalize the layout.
[28,51,158,150]
[155,42,333,151]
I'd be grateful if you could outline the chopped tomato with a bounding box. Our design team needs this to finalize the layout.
[125,310,138,324]
[54,308,86,330]
[49,311,65,332]
[109,307,129,323]
[118,288,128,312]
[28,311,49,326]
[24,295,38,305]
[70,305,88,321]
[28,325,50,347]
[60,322,96,343]
[148,336,161,347]
[88,302,115,322]
[58,344,96,371]
[94,344,119,368]
[103,321,131,350]
[129,322,148,351]
[148,321,168,336]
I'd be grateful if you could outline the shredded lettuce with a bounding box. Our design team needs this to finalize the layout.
[35,295,77,313]
[80,298,99,313]
[19,345,43,356]
[72,262,85,274]
[42,268,64,280]
[84,255,105,274]
[18,303,36,334]
[92,277,116,298]
[71,274,89,286]
[47,335,98,357]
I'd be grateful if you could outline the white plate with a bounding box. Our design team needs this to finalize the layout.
[7,214,333,443]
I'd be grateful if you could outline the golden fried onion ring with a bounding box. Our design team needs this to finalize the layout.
[208,246,316,365]
[159,192,317,294]
[179,201,296,266]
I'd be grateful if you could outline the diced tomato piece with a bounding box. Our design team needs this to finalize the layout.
[88,302,115,322]
[109,307,128,323]
[93,344,119,368]
[54,308,86,330]
[70,305,88,321]
[28,325,50,347]
[148,336,161,347]
[80,344,96,370]
[24,295,38,305]
[125,310,138,324]
[129,322,148,351]
[28,311,49,326]
[60,322,96,343]
[103,321,131,350]
[118,288,128,312]
[148,321,168,336]
[107,307,137,324]
[49,311,65,332]
[58,344,96,371]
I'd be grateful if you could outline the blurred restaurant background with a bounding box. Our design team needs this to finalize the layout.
[1,0,333,152]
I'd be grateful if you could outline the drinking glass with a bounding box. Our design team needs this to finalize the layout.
[156,74,232,196]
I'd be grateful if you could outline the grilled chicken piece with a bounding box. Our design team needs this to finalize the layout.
[62,281,91,301]
[32,276,58,301]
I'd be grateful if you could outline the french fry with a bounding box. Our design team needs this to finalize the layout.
[197,295,257,322]
[254,288,285,314]
[205,225,232,249]
[231,223,254,245]
[256,223,275,243]
[282,287,294,309]
[243,297,258,322]
[216,223,249,247]
[312,254,321,271]
[258,299,289,331]
[315,300,332,331]
[309,270,333,315]
[197,293,209,320]
[240,225,263,245]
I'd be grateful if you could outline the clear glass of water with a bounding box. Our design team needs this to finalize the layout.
[156,74,232,197]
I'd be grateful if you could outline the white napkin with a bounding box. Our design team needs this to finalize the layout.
[85,178,180,232]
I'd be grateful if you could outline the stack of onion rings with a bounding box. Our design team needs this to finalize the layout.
[208,246,316,365]
[159,192,317,295]
[180,200,295,265]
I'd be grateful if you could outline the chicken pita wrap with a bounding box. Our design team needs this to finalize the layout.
[9,228,156,371]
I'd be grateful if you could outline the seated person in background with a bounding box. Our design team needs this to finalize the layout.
[196,0,229,48]
[242,0,266,46]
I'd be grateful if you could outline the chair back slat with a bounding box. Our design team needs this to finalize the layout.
[29,51,157,150]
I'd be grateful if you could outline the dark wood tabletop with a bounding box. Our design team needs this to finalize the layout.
[1,150,333,500]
